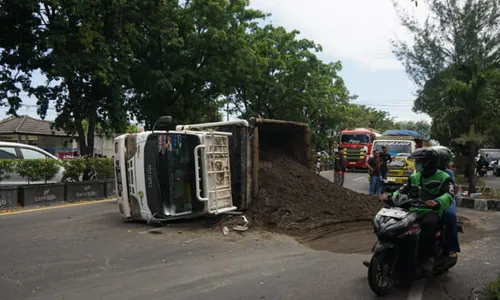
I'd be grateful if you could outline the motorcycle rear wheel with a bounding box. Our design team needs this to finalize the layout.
[368,250,397,296]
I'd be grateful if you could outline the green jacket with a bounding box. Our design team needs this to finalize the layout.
[393,169,454,217]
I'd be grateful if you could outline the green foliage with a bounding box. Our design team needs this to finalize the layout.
[0,160,15,182]
[0,0,399,155]
[85,157,115,180]
[15,159,60,184]
[486,274,500,300]
[0,158,114,183]
[60,157,114,181]
[59,158,87,181]
[391,0,500,191]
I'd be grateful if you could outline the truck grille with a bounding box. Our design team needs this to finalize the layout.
[345,147,365,162]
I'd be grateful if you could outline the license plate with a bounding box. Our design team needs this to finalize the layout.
[377,208,408,219]
[349,162,355,165]
[387,177,396,182]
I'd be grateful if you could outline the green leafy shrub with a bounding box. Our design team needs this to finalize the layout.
[60,158,87,181]
[486,275,500,300]
[15,159,60,184]
[0,160,15,182]
[61,157,114,181]
[0,157,115,184]
[91,157,114,180]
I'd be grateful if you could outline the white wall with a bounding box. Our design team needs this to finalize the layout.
[71,135,115,157]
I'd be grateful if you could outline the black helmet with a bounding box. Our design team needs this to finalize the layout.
[410,147,439,173]
[431,146,454,170]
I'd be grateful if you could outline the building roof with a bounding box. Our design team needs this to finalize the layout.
[0,116,70,137]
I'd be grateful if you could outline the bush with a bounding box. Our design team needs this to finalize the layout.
[61,157,114,181]
[15,159,60,184]
[84,157,115,180]
[486,275,500,300]
[0,157,115,184]
[0,160,15,182]
[59,158,87,181]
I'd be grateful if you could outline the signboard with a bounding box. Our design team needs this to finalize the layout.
[58,152,74,159]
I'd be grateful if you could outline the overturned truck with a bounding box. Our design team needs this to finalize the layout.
[114,118,312,224]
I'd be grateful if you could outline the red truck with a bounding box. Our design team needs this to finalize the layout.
[339,128,381,169]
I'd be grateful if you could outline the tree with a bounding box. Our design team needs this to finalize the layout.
[225,24,357,150]
[0,0,40,114]
[0,0,144,155]
[128,0,264,129]
[391,0,500,192]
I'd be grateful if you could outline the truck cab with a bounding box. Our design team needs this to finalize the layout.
[368,130,430,188]
[339,128,381,169]
[114,129,236,223]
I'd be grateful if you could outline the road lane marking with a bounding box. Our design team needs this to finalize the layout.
[0,199,116,216]
[407,278,427,300]
[353,176,366,181]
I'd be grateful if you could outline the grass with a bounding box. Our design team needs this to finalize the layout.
[486,275,500,300]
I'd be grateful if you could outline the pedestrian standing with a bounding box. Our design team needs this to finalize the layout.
[380,145,392,180]
[367,150,382,196]
[334,146,347,186]
[316,152,321,174]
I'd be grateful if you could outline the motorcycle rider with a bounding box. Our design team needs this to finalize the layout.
[477,154,489,175]
[432,146,460,262]
[363,148,454,272]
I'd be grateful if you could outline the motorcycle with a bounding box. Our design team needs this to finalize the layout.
[478,165,487,177]
[367,181,463,296]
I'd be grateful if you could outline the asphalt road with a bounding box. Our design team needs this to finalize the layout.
[322,171,500,299]
[482,171,500,189]
[0,173,498,300]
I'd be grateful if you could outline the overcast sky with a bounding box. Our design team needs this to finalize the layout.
[249,0,432,122]
[2,0,432,123]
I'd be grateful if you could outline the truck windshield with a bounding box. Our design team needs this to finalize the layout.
[157,133,200,214]
[374,141,412,154]
[341,134,370,144]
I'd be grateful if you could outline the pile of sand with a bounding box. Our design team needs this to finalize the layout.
[249,148,382,240]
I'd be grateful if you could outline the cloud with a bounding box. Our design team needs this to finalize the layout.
[249,0,428,71]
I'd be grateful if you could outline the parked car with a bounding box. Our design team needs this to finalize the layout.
[0,141,65,186]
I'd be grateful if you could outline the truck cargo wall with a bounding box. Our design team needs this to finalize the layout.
[175,118,313,211]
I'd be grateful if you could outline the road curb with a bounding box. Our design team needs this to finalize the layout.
[456,196,500,212]
[0,198,117,216]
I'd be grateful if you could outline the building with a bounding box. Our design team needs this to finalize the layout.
[0,116,115,158]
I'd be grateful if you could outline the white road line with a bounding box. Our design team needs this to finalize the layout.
[353,176,366,181]
[407,278,427,300]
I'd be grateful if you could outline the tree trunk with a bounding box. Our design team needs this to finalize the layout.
[75,119,90,155]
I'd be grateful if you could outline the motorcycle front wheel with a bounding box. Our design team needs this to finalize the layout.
[368,249,397,296]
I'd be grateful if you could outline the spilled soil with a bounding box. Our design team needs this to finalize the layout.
[249,147,382,242]
[305,215,485,254]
